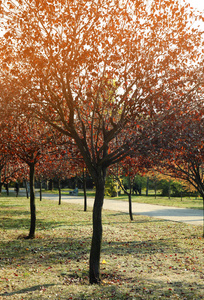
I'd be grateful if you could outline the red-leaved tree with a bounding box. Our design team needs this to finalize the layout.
[1,0,203,283]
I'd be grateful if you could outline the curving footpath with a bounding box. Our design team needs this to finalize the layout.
[40,193,203,226]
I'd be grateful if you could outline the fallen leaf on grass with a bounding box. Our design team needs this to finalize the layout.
[101,259,107,264]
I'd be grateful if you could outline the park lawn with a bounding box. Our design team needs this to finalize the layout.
[119,194,203,210]
[0,196,203,300]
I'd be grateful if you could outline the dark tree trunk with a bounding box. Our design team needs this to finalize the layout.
[58,178,61,205]
[0,170,2,194]
[128,193,133,221]
[26,163,36,239]
[15,183,19,197]
[146,176,149,196]
[89,171,105,284]
[168,180,171,199]
[83,169,87,212]
[48,179,53,191]
[39,180,42,201]
[45,180,48,190]
[24,179,29,199]
[203,197,204,238]
[5,183,9,196]
[154,179,157,199]
[75,175,78,189]
[128,176,133,221]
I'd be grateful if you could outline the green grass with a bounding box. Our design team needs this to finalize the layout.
[0,195,203,299]
[121,194,203,210]
[43,188,203,210]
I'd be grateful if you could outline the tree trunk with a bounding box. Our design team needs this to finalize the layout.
[58,178,61,205]
[5,183,9,196]
[0,170,2,194]
[203,197,204,238]
[48,179,53,191]
[39,180,42,201]
[45,180,48,190]
[128,193,133,221]
[154,179,157,199]
[168,180,171,199]
[83,169,87,212]
[24,179,29,198]
[89,172,105,284]
[146,176,149,196]
[128,176,133,221]
[26,163,36,239]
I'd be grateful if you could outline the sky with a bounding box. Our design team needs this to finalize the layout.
[0,1,203,37]
[187,0,204,11]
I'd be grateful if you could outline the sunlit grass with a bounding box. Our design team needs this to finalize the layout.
[0,195,203,299]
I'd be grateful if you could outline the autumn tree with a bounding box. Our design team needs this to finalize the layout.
[1,0,204,283]
[153,110,204,199]
[110,155,151,220]
[2,112,57,238]
[36,143,81,204]
[0,116,28,195]
[0,153,27,195]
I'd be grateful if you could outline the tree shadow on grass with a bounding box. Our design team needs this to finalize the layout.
[57,270,204,299]
[0,233,183,270]
[0,216,68,231]
[106,212,168,224]
[0,209,30,217]
[101,238,184,256]
[0,232,203,299]
[0,284,56,297]
[0,209,70,231]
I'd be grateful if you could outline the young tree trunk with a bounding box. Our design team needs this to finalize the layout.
[168,180,171,199]
[5,183,9,196]
[128,193,133,221]
[89,172,105,284]
[202,197,204,238]
[75,175,78,189]
[154,179,157,199]
[146,176,149,196]
[58,178,61,205]
[128,176,133,221]
[39,180,42,201]
[24,179,29,198]
[48,179,53,191]
[83,169,87,212]
[27,163,36,239]
[0,170,2,194]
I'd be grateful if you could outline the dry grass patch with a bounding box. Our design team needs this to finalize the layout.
[0,196,203,299]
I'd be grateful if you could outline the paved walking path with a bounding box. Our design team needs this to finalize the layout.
[40,193,203,226]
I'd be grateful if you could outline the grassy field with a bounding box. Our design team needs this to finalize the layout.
[45,188,203,210]
[0,195,203,299]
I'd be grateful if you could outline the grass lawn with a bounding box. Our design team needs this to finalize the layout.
[0,195,203,299]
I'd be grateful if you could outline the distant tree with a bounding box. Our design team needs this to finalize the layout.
[36,144,81,204]
[154,112,204,200]
[111,155,150,220]
[3,114,57,239]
